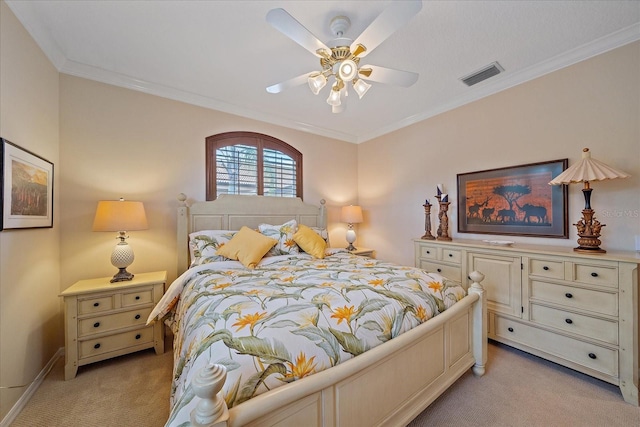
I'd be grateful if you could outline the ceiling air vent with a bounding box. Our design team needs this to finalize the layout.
[460,62,504,86]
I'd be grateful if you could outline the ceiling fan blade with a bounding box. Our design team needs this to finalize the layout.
[266,73,311,94]
[360,65,419,87]
[267,8,330,57]
[351,0,422,57]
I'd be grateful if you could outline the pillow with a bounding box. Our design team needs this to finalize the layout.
[293,224,327,259]
[258,220,300,256]
[189,230,237,266]
[216,226,278,268]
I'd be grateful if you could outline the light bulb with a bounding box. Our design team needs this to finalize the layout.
[353,79,372,99]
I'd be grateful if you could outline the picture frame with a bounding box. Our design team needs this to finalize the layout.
[1,138,54,230]
[457,159,568,238]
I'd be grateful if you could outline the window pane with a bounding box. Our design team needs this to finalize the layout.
[263,148,296,197]
[216,145,258,196]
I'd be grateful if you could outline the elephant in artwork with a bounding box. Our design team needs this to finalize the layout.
[515,201,548,223]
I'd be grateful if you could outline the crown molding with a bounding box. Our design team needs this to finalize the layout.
[357,23,640,143]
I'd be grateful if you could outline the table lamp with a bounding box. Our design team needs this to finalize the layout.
[341,205,363,251]
[549,148,630,253]
[92,198,148,282]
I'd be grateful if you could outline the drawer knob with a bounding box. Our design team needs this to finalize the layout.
[591,272,598,277]
[588,353,597,360]
[94,343,101,349]
[135,314,141,320]
[135,295,141,300]
[448,253,453,257]
[543,266,549,271]
[93,322,100,328]
[508,327,514,332]
[426,250,430,254]
[437,268,442,273]
[93,302,100,307]
[565,293,573,299]
[135,334,141,340]
[565,318,573,324]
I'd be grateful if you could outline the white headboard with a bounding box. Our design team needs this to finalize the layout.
[177,194,327,274]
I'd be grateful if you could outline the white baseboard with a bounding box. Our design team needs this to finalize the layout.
[0,347,64,427]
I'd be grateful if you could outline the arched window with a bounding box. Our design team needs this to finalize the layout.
[206,132,303,201]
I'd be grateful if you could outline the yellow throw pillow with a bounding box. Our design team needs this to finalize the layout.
[293,224,327,259]
[216,226,277,269]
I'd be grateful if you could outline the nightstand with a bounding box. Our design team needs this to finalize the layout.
[348,247,375,258]
[60,271,167,380]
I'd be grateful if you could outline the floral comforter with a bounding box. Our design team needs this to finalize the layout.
[149,250,466,426]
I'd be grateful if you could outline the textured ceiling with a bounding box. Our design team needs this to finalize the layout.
[6,1,640,143]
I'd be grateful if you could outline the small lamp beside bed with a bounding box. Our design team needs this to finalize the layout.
[341,205,363,251]
[92,198,148,282]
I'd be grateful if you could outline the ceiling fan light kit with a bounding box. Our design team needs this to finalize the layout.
[266,1,422,113]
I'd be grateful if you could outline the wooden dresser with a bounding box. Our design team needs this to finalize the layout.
[60,271,166,380]
[414,239,640,405]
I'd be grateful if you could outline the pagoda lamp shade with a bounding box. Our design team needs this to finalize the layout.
[549,148,630,253]
[341,205,363,251]
[93,199,148,282]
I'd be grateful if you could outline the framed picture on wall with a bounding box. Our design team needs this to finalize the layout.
[457,159,568,238]
[1,138,54,230]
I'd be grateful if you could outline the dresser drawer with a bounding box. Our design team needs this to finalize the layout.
[122,288,154,306]
[529,258,564,280]
[494,315,618,377]
[572,264,618,288]
[529,304,618,345]
[529,280,617,316]
[418,245,438,260]
[441,249,462,264]
[78,295,114,315]
[78,307,152,337]
[419,261,462,282]
[79,327,154,359]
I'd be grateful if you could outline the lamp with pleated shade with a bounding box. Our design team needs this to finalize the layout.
[549,148,630,253]
[93,198,148,282]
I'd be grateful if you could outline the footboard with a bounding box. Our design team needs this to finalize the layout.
[186,272,486,427]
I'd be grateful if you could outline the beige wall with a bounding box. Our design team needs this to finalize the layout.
[58,76,359,287]
[358,42,640,266]
[0,1,61,420]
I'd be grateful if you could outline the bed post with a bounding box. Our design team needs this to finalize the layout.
[468,270,487,376]
[177,193,189,274]
[319,199,327,229]
[189,364,229,427]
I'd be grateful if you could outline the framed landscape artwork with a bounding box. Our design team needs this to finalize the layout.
[1,138,54,230]
[457,159,568,238]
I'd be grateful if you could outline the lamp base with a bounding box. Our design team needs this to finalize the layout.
[110,267,134,283]
[346,244,357,251]
[573,208,606,254]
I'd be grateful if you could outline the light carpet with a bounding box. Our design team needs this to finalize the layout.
[10,341,640,426]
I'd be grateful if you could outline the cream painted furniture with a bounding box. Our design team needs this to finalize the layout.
[172,195,487,427]
[414,238,640,405]
[60,271,166,380]
[348,247,375,257]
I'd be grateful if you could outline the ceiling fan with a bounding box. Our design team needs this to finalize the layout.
[266,0,422,113]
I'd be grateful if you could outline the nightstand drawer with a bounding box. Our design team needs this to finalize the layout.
[122,289,154,306]
[441,249,462,264]
[572,264,618,288]
[78,307,152,337]
[419,261,462,282]
[529,280,617,316]
[495,315,618,377]
[79,296,114,315]
[79,327,154,359]
[529,304,618,345]
[529,258,564,279]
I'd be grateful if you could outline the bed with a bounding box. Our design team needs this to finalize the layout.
[150,194,486,427]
